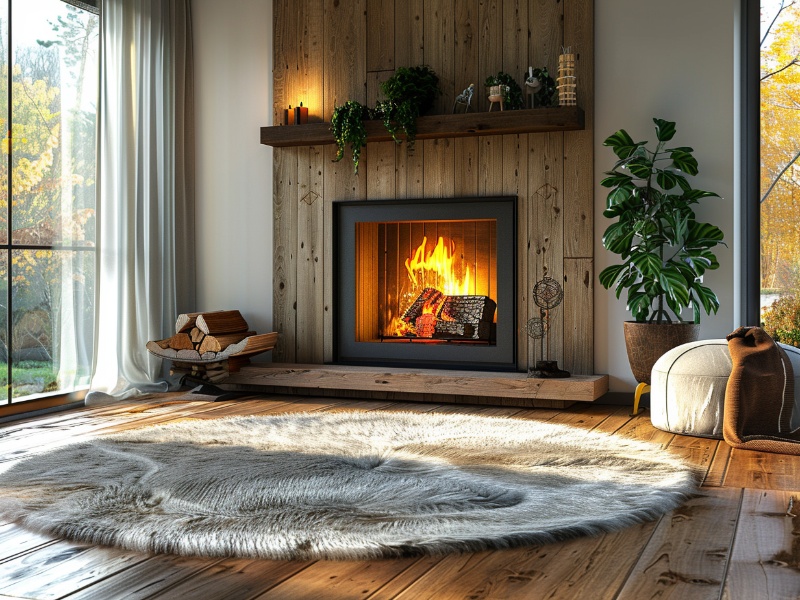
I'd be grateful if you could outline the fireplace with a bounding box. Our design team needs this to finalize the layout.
[334,197,516,370]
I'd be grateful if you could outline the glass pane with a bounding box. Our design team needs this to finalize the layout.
[11,0,98,247]
[11,249,94,399]
[0,1,8,246]
[760,1,800,315]
[0,251,7,405]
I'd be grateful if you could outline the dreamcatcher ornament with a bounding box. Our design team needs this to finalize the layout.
[526,276,571,378]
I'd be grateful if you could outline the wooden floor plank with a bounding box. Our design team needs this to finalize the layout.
[617,487,742,600]
[0,523,58,563]
[146,557,314,600]
[704,441,732,487]
[384,522,658,600]
[722,448,800,491]
[0,545,147,600]
[3,395,800,599]
[722,489,800,600]
[255,557,421,600]
[58,554,226,600]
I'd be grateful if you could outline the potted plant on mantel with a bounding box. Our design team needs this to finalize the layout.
[330,65,440,174]
[599,117,726,392]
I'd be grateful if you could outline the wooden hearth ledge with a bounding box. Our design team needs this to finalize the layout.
[223,364,609,409]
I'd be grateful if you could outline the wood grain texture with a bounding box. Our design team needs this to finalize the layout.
[424,0,455,115]
[454,0,479,103]
[366,0,394,72]
[394,0,424,68]
[271,0,595,376]
[618,488,742,600]
[224,363,609,402]
[272,148,298,362]
[296,146,324,363]
[3,395,800,598]
[260,107,585,147]
[563,0,594,258]
[722,489,800,600]
[563,257,593,374]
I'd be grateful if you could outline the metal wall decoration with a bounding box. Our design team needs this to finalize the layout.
[526,276,571,378]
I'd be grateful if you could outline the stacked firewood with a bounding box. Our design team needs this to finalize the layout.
[146,310,278,382]
[401,287,496,340]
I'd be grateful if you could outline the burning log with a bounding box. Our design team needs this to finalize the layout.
[401,288,445,323]
[440,296,496,324]
[400,288,497,340]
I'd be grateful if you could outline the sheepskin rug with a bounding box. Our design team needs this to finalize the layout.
[0,411,697,560]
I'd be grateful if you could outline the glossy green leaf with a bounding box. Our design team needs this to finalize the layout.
[630,251,662,278]
[604,129,645,159]
[653,118,677,142]
[598,264,625,289]
[600,172,633,188]
[603,222,635,254]
[627,157,653,179]
[670,149,699,176]
[656,170,680,190]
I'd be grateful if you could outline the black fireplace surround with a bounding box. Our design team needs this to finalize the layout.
[333,196,517,371]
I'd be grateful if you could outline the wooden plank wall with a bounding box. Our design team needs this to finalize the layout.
[272,0,594,375]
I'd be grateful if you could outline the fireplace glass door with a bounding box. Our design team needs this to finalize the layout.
[335,198,516,371]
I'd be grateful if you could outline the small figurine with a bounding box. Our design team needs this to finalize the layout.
[453,83,475,113]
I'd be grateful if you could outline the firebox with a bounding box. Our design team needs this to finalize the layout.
[334,197,516,370]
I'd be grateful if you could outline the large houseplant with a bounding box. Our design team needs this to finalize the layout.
[599,118,726,384]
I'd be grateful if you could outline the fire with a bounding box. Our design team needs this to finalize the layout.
[386,236,473,337]
[404,236,470,296]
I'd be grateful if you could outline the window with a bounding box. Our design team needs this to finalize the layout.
[0,0,97,407]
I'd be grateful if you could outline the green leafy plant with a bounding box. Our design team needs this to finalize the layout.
[330,66,440,174]
[525,67,557,107]
[599,118,726,324]
[331,100,371,174]
[377,65,440,150]
[484,71,523,110]
[762,295,800,348]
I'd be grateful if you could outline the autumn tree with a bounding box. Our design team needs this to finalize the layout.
[761,1,800,291]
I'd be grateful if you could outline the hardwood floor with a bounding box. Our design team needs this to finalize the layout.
[0,392,798,599]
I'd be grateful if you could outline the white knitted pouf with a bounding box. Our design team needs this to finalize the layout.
[650,339,800,438]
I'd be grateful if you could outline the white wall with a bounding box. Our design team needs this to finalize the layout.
[595,0,738,391]
[192,0,274,349]
[192,0,739,386]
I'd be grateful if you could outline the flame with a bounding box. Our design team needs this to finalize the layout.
[385,236,473,337]
[404,236,470,296]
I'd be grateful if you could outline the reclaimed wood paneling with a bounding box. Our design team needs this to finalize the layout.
[563,257,593,374]
[366,0,394,72]
[272,148,298,362]
[424,0,456,115]
[273,0,595,377]
[295,146,324,363]
[563,0,594,258]
[454,0,479,106]
[394,0,424,68]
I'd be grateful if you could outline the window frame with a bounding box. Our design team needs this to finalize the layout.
[740,0,761,326]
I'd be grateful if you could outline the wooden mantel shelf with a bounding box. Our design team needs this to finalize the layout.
[260,106,584,148]
[224,363,608,406]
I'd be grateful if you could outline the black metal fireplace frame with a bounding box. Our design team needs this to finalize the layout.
[333,196,517,371]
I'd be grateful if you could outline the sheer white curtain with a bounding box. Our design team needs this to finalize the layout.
[87,0,195,402]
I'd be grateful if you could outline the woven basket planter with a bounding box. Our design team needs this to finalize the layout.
[623,321,700,385]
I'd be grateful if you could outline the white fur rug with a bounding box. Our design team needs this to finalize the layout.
[0,411,697,560]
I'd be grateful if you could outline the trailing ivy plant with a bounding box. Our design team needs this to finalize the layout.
[378,65,440,150]
[484,71,524,110]
[598,118,726,324]
[331,100,371,174]
[330,66,441,173]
